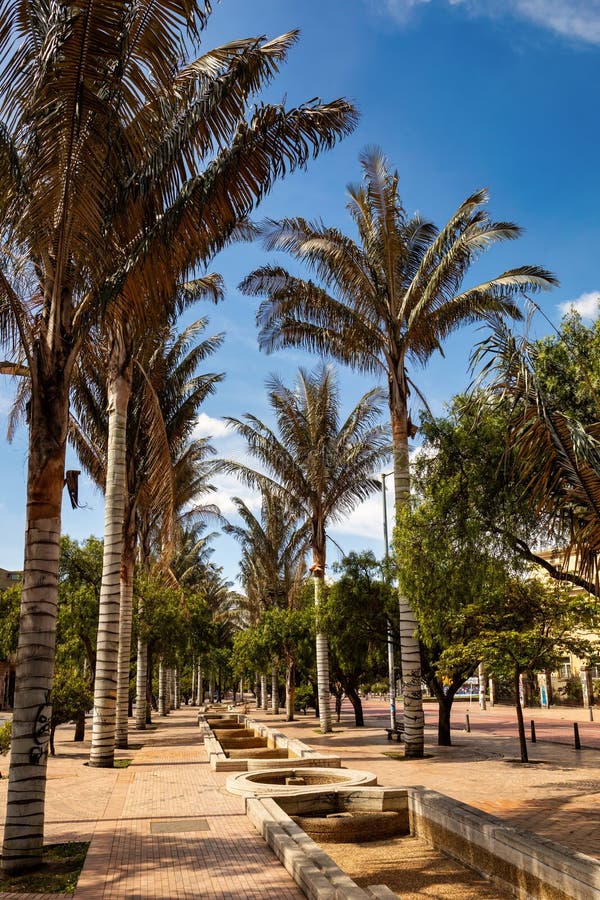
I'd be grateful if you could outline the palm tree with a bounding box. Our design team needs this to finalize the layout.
[240,147,558,756]
[225,489,310,717]
[226,364,390,732]
[0,5,355,866]
[71,313,224,756]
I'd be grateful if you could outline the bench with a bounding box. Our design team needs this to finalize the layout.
[385,722,404,742]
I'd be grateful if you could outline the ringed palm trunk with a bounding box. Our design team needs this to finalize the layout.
[285,660,295,721]
[115,528,135,748]
[391,398,425,759]
[158,660,166,715]
[312,552,332,733]
[271,663,279,714]
[260,673,268,710]
[135,630,148,730]
[2,362,70,873]
[89,345,132,767]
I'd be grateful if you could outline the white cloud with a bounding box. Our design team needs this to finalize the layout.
[513,0,600,44]
[558,290,600,319]
[330,493,388,542]
[209,471,262,518]
[192,412,231,439]
[370,1,600,45]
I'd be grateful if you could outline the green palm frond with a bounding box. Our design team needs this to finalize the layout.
[475,319,600,586]
[241,148,556,478]
[226,364,390,566]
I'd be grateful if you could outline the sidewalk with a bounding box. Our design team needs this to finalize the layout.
[1,700,600,898]
[0,708,303,900]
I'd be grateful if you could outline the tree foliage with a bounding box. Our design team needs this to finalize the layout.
[322,552,392,726]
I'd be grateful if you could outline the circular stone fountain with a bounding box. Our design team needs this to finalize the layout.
[225,766,377,797]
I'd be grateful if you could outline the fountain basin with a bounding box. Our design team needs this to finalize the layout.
[226,766,377,797]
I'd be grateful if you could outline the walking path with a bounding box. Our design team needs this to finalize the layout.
[0,708,303,900]
[1,699,600,898]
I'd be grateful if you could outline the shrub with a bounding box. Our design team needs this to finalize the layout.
[0,720,11,775]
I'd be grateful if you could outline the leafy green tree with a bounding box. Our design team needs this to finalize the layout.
[323,552,391,726]
[0,586,20,662]
[475,318,600,594]
[242,146,556,757]
[226,364,390,732]
[396,460,509,745]
[58,536,103,679]
[534,311,600,424]
[468,578,598,763]
[48,668,93,757]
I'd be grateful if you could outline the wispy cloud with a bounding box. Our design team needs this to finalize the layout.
[371,1,600,45]
[192,412,231,440]
[558,290,600,319]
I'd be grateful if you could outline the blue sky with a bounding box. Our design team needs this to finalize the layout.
[1,0,599,585]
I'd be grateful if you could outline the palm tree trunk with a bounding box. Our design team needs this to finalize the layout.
[478,662,487,710]
[191,656,196,706]
[174,668,180,709]
[135,634,148,730]
[158,661,166,716]
[165,668,172,713]
[90,340,132,767]
[2,368,69,873]
[391,402,424,759]
[313,565,332,733]
[260,673,268,710]
[271,663,279,714]
[285,662,295,721]
[197,662,203,706]
[115,535,135,748]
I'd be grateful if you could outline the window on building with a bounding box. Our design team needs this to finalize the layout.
[558,658,571,679]
[589,665,600,680]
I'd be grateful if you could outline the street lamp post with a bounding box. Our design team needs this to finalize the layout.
[382,471,396,730]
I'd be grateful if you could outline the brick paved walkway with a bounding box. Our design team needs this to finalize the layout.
[0,708,303,900]
[2,700,600,898]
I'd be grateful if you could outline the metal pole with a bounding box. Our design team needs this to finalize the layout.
[382,472,396,731]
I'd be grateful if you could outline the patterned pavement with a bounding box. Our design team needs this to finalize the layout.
[1,699,600,898]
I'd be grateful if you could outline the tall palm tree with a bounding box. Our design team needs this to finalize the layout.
[225,489,310,717]
[71,313,223,756]
[226,364,390,732]
[240,147,558,756]
[0,5,355,866]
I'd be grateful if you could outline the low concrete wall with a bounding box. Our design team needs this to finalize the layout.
[198,713,341,772]
[409,787,600,900]
[246,795,395,900]
[246,786,600,900]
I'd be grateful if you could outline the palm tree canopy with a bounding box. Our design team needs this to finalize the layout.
[225,363,391,561]
[0,4,357,375]
[474,318,600,589]
[240,147,558,413]
[70,312,224,550]
[225,489,309,612]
